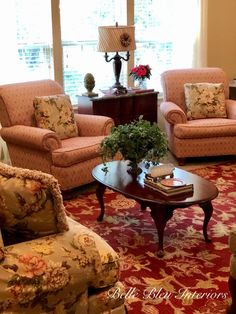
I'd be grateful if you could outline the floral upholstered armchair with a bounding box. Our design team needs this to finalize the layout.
[0,162,125,313]
[160,67,236,165]
[0,79,114,191]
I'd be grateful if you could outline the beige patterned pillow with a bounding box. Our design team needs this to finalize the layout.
[33,94,78,139]
[184,83,227,120]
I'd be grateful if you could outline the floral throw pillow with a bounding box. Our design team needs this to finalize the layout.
[184,83,227,120]
[33,94,78,139]
[0,162,69,246]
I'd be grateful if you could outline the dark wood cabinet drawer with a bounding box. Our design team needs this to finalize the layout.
[77,91,158,125]
[229,83,236,100]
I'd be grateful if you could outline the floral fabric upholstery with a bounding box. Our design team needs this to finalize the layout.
[228,228,236,313]
[184,82,227,120]
[0,162,68,244]
[229,228,236,279]
[0,80,114,191]
[88,282,125,314]
[0,163,125,314]
[160,67,236,162]
[33,94,78,139]
[0,218,125,313]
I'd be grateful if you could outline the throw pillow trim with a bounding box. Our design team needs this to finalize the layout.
[0,163,69,237]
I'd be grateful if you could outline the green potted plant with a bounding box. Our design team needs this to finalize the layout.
[100,116,168,174]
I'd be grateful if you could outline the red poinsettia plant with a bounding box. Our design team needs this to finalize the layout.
[129,64,152,81]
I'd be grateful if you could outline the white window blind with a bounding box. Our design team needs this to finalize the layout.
[60,0,127,102]
[0,0,201,101]
[0,0,53,84]
[134,0,199,91]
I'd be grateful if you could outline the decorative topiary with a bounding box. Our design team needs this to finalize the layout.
[83,73,98,97]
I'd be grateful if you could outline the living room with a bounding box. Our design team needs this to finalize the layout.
[0,1,236,313]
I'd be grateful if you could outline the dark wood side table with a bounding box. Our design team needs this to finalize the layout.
[77,91,158,125]
[92,161,218,257]
[229,81,236,100]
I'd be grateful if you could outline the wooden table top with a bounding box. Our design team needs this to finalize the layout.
[92,161,219,207]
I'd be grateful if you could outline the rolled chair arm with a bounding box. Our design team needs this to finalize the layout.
[0,125,61,151]
[75,113,114,136]
[160,101,187,124]
[226,99,236,119]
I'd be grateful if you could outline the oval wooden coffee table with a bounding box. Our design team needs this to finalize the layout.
[92,161,219,257]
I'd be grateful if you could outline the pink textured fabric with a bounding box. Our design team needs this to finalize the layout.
[0,80,63,127]
[75,114,114,136]
[226,99,236,119]
[0,80,114,190]
[160,102,187,124]
[174,119,236,139]
[172,136,236,158]
[52,136,105,166]
[161,67,229,112]
[160,67,236,162]
[52,157,103,190]
[7,144,53,174]
[1,125,61,151]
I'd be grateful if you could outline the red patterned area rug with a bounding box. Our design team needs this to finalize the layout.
[64,162,236,314]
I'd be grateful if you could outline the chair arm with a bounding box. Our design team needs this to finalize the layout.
[160,101,187,124]
[0,125,61,151]
[226,99,236,119]
[75,113,114,136]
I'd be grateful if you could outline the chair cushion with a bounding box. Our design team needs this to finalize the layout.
[184,83,227,120]
[174,118,236,139]
[0,163,69,245]
[52,136,105,167]
[33,94,78,139]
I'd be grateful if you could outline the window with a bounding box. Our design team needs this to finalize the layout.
[60,0,126,102]
[134,0,200,91]
[0,0,53,84]
[0,0,201,100]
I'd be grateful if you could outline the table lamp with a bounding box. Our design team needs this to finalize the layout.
[98,23,136,91]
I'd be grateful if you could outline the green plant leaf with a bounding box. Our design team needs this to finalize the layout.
[99,116,168,172]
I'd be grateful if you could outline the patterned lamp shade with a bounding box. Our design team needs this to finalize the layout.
[98,25,136,52]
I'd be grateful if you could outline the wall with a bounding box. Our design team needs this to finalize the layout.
[207,0,236,79]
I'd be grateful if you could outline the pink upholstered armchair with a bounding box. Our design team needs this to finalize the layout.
[160,67,236,165]
[0,80,114,191]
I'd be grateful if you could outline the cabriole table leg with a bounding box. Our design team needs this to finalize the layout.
[199,201,213,243]
[95,183,106,222]
[149,205,174,258]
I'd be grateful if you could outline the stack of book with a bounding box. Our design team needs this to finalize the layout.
[144,176,194,197]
